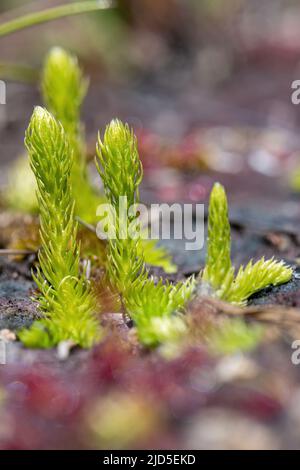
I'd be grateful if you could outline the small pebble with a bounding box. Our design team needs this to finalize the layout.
[0,329,16,342]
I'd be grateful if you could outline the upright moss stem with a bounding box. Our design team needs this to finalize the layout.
[0,1,114,38]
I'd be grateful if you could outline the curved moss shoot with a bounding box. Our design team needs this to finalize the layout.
[96,119,195,347]
[202,182,293,306]
[18,107,101,349]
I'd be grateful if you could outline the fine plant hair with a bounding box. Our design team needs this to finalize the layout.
[18,107,101,348]
[96,119,195,347]
[0,1,113,39]
[201,183,293,306]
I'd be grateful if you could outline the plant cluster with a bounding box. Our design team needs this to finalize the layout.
[16,112,293,350]
[0,5,293,351]
[15,110,293,350]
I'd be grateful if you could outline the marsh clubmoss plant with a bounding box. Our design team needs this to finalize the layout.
[202,182,293,305]
[18,107,101,349]
[96,119,195,347]
[42,46,101,223]
[94,113,176,273]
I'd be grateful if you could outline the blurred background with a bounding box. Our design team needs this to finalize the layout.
[1,0,300,172]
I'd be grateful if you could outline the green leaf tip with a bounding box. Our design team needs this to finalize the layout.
[201,182,293,305]
[226,257,293,305]
[19,107,101,349]
[30,106,57,131]
[25,106,71,180]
